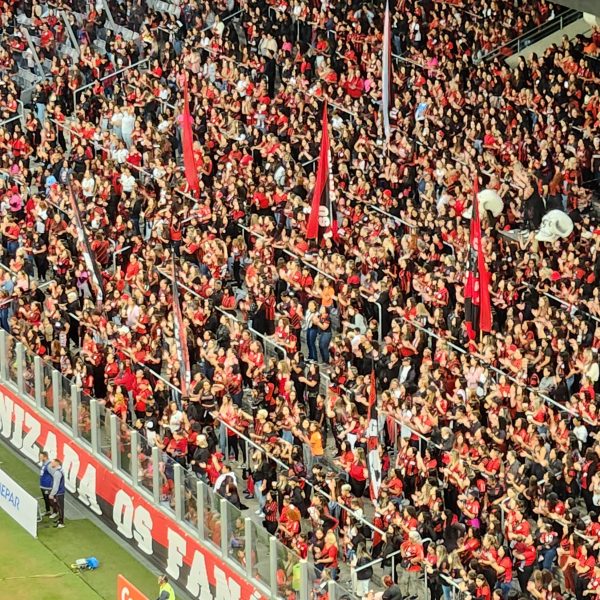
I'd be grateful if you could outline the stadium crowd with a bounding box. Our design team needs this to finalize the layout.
[1,0,600,598]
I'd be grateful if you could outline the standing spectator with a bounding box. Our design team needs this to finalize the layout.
[316,306,332,364]
[304,300,320,362]
[399,531,424,599]
[353,546,374,598]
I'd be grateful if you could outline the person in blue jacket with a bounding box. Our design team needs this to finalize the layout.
[38,451,53,516]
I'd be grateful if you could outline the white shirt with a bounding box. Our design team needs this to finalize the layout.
[212,20,224,36]
[169,410,184,432]
[121,112,135,135]
[214,471,237,492]
[111,111,123,129]
[399,365,412,384]
[574,424,588,445]
[121,173,136,193]
[350,333,363,350]
[113,148,129,164]
[153,166,166,179]
[36,210,47,234]
[145,428,157,447]
[585,362,599,383]
[410,22,421,41]
[82,176,96,197]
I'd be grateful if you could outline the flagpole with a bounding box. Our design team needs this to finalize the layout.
[381,0,392,152]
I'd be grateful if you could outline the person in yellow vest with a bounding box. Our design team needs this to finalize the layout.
[156,575,175,600]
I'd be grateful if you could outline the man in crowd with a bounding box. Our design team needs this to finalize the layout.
[49,458,65,529]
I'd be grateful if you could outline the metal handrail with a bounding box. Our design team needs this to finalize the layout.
[237,220,582,423]
[353,547,403,574]
[0,99,25,128]
[216,416,386,537]
[379,408,443,451]
[72,58,151,112]
[477,8,582,63]
[154,266,289,361]
[525,282,600,326]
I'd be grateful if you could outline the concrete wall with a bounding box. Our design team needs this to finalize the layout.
[557,0,598,17]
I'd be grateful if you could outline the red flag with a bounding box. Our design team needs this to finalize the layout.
[306,102,338,244]
[180,76,200,195]
[464,178,492,338]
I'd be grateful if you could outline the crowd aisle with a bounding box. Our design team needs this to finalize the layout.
[1,0,600,599]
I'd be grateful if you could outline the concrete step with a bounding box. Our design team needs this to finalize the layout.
[93,39,107,55]
[506,17,591,67]
[17,67,41,85]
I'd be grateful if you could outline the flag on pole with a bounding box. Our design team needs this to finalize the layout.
[306,102,338,244]
[180,75,200,196]
[464,178,492,339]
[367,369,382,500]
[381,0,392,144]
[67,185,104,308]
[171,256,191,397]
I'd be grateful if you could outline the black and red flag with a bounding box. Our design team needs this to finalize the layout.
[367,368,382,500]
[171,255,191,397]
[464,178,492,339]
[306,102,338,244]
[68,185,104,308]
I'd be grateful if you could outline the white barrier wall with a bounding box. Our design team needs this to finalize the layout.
[0,466,38,538]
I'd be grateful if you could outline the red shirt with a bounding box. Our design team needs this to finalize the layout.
[465,499,480,517]
[498,556,513,583]
[387,476,403,496]
[125,260,140,282]
[511,519,531,539]
[167,438,188,457]
[349,462,367,482]
[515,542,537,567]
[401,541,424,572]
[325,544,338,569]
[578,553,596,577]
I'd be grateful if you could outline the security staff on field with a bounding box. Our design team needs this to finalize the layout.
[49,458,66,528]
[39,451,53,516]
[156,575,175,600]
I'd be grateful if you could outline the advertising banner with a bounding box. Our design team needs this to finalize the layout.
[0,384,262,600]
[0,465,38,538]
[117,574,149,600]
